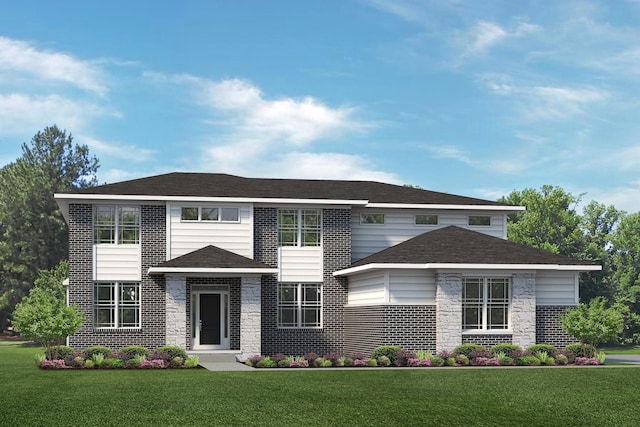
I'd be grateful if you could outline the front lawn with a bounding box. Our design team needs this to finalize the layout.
[1,340,639,426]
[601,344,640,355]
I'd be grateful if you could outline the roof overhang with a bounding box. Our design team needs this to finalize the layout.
[363,203,525,211]
[148,267,278,276]
[333,262,602,276]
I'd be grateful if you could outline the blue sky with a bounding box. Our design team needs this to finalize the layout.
[1,0,640,211]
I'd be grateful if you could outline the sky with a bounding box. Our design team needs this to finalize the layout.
[1,0,640,212]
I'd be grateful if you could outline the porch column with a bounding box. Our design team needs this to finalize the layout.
[240,275,261,356]
[436,273,462,352]
[511,273,536,349]
[166,275,187,348]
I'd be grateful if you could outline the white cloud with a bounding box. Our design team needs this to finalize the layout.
[525,86,609,120]
[425,144,527,174]
[0,37,107,96]
[79,135,155,162]
[468,21,507,55]
[582,180,640,213]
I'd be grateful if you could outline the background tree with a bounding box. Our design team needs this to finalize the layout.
[12,261,84,359]
[0,125,98,330]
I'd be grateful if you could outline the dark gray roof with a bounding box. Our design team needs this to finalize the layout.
[349,226,596,267]
[69,172,512,206]
[153,245,273,270]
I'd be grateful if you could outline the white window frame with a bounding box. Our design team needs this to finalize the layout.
[360,213,385,225]
[93,282,141,329]
[468,215,491,226]
[94,205,140,244]
[277,209,321,247]
[415,214,438,226]
[462,277,510,331]
[277,283,322,329]
[180,206,240,223]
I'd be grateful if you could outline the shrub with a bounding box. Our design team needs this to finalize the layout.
[564,343,596,358]
[155,345,187,360]
[71,356,85,368]
[323,353,341,365]
[34,353,46,366]
[455,354,469,365]
[64,351,83,366]
[490,344,521,357]
[313,357,324,367]
[575,357,599,365]
[527,344,557,355]
[57,345,76,360]
[377,355,391,366]
[92,353,105,367]
[445,357,457,367]
[515,355,541,366]
[415,350,433,360]
[40,359,66,369]
[595,350,606,364]
[367,358,378,367]
[170,356,184,368]
[256,357,276,368]
[407,358,431,367]
[304,353,320,364]
[101,358,120,368]
[126,354,146,368]
[493,352,513,366]
[84,359,95,369]
[245,354,263,367]
[343,358,354,367]
[82,346,113,359]
[555,353,569,365]
[291,356,308,368]
[278,358,291,368]
[534,351,552,365]
[118,345,149,360]
[336,357,346,367]
[430,356,445,367]
[321,359,334,367]
[469,348,491,360]
[395,349,416,367]
[149,350,170,363]
[370,345,403,364]
[354,359,369,366]
[141,359,167,369]
[453,344,485,358]
[437,349,455,359]
[184,355,199,368]
[470,357,499,366]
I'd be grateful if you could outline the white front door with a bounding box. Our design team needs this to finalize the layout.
[193,291,230,350]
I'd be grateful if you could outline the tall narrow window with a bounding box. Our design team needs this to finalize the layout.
[277,283,322,328]
[94,205,140,244]
[462,278,509,330]
[94,282,140,328]
[278,209,321,247]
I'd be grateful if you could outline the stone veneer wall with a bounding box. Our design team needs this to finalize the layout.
[166,276,187,348]
[435,273,462,352]
[240,276,261,355]
[344,305,436,356]
[536,305,576,348]
[256,207,351,355]
[511,273,536,349]
[68,204,166,351]
[185,277,241,351]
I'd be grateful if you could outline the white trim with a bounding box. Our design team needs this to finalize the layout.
[148,267,278,275]
[365,203,524,211]
[165,203,172,261]
[383,271,390,303]
[462,330,513,335]
[192,290,230,350]
[334,263,602,276]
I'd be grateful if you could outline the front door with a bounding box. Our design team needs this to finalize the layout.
[193,292,229,350]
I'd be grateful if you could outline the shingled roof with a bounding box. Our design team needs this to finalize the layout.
[338,226,598,274]
[66,172,513,206]
[148,245,276,274]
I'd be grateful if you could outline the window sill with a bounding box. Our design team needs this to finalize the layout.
[462,330,513,335]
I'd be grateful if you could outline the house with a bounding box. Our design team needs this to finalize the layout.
[54,173,600,357]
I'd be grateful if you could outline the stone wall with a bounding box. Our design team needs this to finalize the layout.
[511,273,536,349]
[435,273,462,352]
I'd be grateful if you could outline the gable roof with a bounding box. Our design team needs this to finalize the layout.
[59,172,516,208]
[335,226,600,276]
[147,245,277,275]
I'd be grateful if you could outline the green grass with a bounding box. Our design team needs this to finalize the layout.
[2,340,640,426]
[601,344,640,354]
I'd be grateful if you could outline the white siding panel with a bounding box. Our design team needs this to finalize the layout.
[388,270,436,304]
[94,245,141,281]
[536,271,578,305]
[169,204,253,259]
[278,247,323,282]
[347,271,386,305]
[351,208,506,261]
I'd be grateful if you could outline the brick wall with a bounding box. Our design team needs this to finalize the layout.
[185,277,241,350]
[68,204,167,351]
[461,334,513,347]
[536,305,576,348]
[344,305,436,355]
[257,208,351,356]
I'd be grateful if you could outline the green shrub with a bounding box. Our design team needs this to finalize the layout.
[34,353,46,366]
[367,358,378,367]
[170,356,184,368]
[84,359,95,369]
[155,345,188,360]
[256,357,276,368]
[57,345,76,360]
[377,355,391,366]
[493,351,513,366]
[344,358,354,367]
[445,357,456,367]
[119,345,150,359]
[430,356,445,367]
[490,344,521,357]
[555,353,569,365]
[321,359,333,367]
[595,350,606,364]
[455,354,469,365]
[527,344,557,355]
[453,344,485,358]
[82,346,113,359]
[415,350,433,360]
[515,355,541,366]
[92,353,105,367]
[336,357,346,367]
[544,357,555,366]
[184,355,199,368]
[126,354,146,368]
[370,345,403,364]
[101,357,120,368]
[71,356,85,368]
[564,343,596,358]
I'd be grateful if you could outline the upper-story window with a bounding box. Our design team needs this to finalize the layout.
[278,209,321,247]
[360,213,385,225]
[180,207,240,222]
[468,215,491,226]
[415,214,438,225]
[94,205,140,244]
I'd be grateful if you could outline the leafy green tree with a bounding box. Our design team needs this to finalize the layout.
[12,261,84,359]
[0,125,98,329]
[560,297,624,355]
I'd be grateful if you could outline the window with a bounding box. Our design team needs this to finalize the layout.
[94,206,140,244]
[360,213,384,224]
[277,283,322,328]
[468,215,491,226]
[277,209,321,247]
[180,207,239,222]
[94,282,140,328]
[462,278,510,330]
[415,214,438,225]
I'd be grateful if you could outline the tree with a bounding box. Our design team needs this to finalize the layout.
[12,261,84,359]
[0,125,99,329]
[560,297,624,355]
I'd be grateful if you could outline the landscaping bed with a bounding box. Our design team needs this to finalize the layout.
[244,343,604,368]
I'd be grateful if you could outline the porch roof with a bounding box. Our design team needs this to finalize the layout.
[148,245,278,275]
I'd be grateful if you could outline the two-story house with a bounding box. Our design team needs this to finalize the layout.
[55,173,600,357]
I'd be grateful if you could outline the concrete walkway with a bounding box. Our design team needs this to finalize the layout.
[194,353,254,371]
